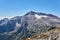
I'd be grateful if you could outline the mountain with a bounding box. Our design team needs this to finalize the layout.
[0,11,60,40]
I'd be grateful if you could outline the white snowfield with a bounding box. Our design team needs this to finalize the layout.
[35,14,48,19]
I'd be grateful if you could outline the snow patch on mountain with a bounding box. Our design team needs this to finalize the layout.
[15,23,21,30]
[35,14,48,19]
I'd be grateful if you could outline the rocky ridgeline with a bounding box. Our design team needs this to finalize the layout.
[25,27,60,40]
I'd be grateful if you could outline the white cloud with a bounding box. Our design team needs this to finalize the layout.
[0,16,14,20]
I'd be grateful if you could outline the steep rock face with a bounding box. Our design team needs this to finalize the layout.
[0,16,22,33]
[0,18,9,33]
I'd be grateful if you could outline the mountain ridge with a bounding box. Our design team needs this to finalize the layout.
[0,11,59,20]
[25,26,60,40]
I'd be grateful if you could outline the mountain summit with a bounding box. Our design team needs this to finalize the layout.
[25,11,58,18]
[0,11,60,40]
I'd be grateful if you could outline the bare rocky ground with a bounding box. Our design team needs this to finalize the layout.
[25,27,60,40]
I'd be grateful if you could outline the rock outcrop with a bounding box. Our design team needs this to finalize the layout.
[26,27,60,40]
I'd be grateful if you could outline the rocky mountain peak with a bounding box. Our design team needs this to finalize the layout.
[24,11,37,16]
[24,11,58,18]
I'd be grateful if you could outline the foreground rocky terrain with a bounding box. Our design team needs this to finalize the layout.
[26,26,60,40]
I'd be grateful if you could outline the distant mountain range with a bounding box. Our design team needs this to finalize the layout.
[0,11,60,40]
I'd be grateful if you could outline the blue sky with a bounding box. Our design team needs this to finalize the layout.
[0,0,60,19]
